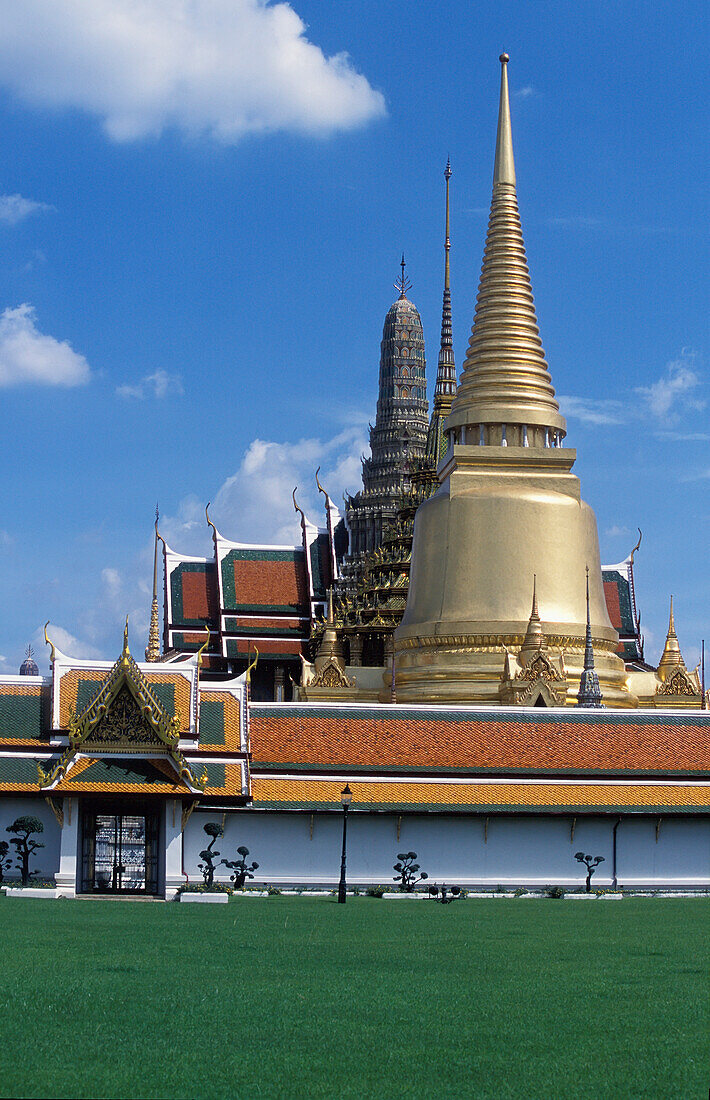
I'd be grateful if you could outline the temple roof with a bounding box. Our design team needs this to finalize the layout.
[251,776,710,814]
[249,704,710,776]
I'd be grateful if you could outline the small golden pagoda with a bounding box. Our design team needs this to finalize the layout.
[395,54,634,707]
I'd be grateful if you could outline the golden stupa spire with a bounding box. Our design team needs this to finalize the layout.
[519,574,545,660]
[446,53,566,447]
[656,596,686,681]
[145,504,162,662]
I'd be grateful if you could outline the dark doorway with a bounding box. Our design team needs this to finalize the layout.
[80,803,160,894]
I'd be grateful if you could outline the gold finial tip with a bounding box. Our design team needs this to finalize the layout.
[499,53,509,64]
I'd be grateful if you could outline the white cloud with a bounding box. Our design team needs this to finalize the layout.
[116,369,183,399]
[605,525,631,539]
[0,0,386,143]
[34,623,103,662]
[101,567,122,598]
[681,468,710,482]
[0,193,54,225]
[514,85,536,99]
[159,425,367,554]
[636,353,704,422]
[655,430,710,442]
[211,425,367,544]
[0,304,91,387]
[559,396,626,426]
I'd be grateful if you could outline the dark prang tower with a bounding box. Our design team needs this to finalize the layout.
[345,257,428,558]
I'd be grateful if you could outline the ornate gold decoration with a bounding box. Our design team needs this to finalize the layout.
[39,625,206,792]
[196,629,210,669]
[656,667,698,698]
[311,662,354,689]
[43,621,56,664]
[629,528,642,565]
[245,647,259,684]
[315,466,328,500]
[656,596,686,681]
[205,501,218,545]
[292,486,306,524]
[145,505,162,662]
[181,799,199,831]
[44,796,64,828]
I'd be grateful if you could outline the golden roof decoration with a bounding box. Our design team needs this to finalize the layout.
[38,619,206,793]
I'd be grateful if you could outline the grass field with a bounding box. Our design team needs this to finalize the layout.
[0,896,707,1099]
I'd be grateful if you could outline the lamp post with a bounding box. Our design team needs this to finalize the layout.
[337,784,352,904]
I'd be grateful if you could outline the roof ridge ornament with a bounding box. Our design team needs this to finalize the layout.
[292,486,306,530]
[39,629,206,793]
[205,501,218,541]
[43,621,56,664]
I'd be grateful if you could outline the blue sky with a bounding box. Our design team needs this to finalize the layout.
[0,0,707,674]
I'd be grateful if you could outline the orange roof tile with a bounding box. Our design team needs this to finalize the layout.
[252,776,710,811]
[249,706,710,774]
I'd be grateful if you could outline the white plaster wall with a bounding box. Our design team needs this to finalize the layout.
[617,817,710,885]
[183,811,710,888]
[0,797,61,880]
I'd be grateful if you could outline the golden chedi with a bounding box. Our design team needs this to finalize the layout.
[394,54,635,708]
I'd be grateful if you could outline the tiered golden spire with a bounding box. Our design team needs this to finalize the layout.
[446,53,566,445]
[145,505,162,663]
[656,596,686,681]
[519,574,545,660]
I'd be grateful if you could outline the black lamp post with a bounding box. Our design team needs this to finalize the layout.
[337,784,352,903]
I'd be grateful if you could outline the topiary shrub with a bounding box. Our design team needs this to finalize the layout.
[428,884,461,905]
[0,840,12,883]
[7,816,44,886]
[198,822,224,888]
[222,845,259,890]
[366,885,385,898]
[546,885,565,899]
[574,852,605,893]
[393,852,428,892]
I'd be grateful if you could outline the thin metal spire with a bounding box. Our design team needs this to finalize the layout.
[145,502,161,662]
[426,160,457,467]
[576,566,604,707]
[394,253,412,299]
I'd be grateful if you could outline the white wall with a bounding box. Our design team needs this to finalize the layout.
[183,811,710,888]
[617,817,710,885]
[0,797,61,881]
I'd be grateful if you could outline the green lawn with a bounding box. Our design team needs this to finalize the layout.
[0,896,707,1099]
